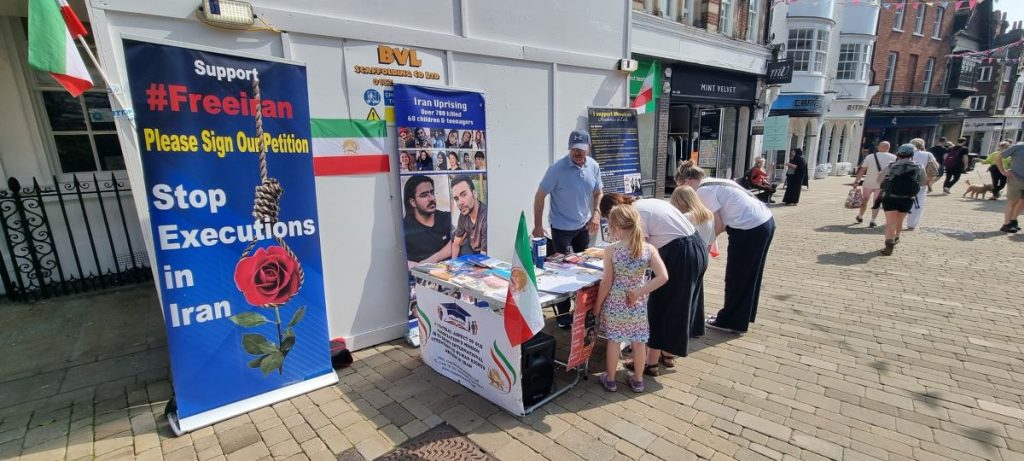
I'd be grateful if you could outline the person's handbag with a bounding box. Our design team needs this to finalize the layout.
[845,187,864,209]
[925,158,939,178]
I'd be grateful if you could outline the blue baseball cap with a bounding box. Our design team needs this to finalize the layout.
[897,143,915,156]
[568,129,591,151]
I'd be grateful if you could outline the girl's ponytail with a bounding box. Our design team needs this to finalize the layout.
[608,205,644,259]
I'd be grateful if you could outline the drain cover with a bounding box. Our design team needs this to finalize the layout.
[376,423,496,461]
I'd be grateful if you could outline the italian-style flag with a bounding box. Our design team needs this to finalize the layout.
[310,118,389,175]
[630,59,658,115]
[503,212,544,348]
[28,0,93,97]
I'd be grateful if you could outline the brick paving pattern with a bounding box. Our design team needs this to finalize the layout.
[1,176,1022,461]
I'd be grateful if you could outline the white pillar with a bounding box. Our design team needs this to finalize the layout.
[828,123,843,175]
[805,119,822,178]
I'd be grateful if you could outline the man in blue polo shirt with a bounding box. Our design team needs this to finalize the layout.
[533,129,603,328]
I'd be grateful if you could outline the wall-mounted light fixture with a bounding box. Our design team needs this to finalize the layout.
[197,0,255,29]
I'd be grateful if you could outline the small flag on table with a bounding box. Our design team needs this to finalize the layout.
[503,212,544,347]
[28,0,93,97]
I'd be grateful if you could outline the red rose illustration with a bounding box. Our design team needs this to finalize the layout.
[234,246,301,306]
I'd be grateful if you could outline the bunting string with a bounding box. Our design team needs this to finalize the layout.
[772,0,985,8]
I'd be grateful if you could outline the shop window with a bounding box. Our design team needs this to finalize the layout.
[932,7,945,39]
[978,66,992,82]
[969,95,986,111]
[837,43,870,81]
[913,5,926,35]
[19,20,123,174]
[787,28,829,73]
[893,0,907,31]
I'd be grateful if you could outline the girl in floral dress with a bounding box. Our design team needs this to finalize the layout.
[594,205,669,392]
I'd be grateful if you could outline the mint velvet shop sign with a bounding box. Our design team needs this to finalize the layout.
[670,65,757,105]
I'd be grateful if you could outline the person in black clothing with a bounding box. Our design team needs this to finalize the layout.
[928,137,948,192]
[403,175,452,268]
[943,137,970,194]
[782,148,808,205]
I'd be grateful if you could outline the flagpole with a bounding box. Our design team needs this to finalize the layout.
[75,35,136,130]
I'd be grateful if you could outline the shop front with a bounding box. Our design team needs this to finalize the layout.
[863,114,941,148]
[821,99,869,176]
[962,117,1024,155]
[770,94,825,176]
[665,63,758,184]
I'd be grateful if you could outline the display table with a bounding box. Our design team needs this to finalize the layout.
[411,252,603,415]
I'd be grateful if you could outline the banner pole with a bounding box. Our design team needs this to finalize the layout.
[76,35,135,130]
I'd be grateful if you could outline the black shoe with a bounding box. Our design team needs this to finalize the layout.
[855,216,864,224]
[705,319,744,334]
[1001,224,1019,233]
[557,318,572,329]
[868,222,877,228]
[1012,220,1021,231]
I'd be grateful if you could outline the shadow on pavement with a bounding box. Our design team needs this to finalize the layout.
[817,250,880,266]
[813,224,882,235]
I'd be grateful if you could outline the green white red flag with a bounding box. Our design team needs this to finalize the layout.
[503,212,544,347]
[28,0,93,97]
[630,63,655,114]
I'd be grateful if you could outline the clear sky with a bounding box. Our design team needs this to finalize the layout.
[994,0,1024,26]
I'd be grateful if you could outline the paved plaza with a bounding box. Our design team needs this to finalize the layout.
[1,176,1022,461]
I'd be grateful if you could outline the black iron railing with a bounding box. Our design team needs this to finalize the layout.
[872,92,951,108]
[0,174,151,302]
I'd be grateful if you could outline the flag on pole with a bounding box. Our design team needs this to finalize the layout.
[28,0,93,96]
[503,212,544,348]
[629,59,659,115]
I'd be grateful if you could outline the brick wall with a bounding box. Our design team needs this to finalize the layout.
[872,4,956,94]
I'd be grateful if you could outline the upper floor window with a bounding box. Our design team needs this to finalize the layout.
[932,7,945,38]
[719,0,734,36]
[1003,65,1012,83]
[979,66,992,82]
[913,5,926,35]
[837,43,871,81]
[893,0,907,31]
[922,58,936,93]
[968,95,986,111]
[787,28,829,73]
[746,0,761,43]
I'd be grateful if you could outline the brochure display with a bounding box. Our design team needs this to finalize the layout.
[123,39,336,434]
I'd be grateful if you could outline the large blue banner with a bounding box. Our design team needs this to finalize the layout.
[392,85,489,267]
[123,39,333,429]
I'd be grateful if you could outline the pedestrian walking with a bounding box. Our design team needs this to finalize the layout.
[907,138,939,231]
[593,205,668,393]
[599,192,708,372]
[928,137,949,191]
[676,161,775,334]
[943,137,970,194]
[879,144,926,256]
[994,142,1024,233]
[782,148,808,206]
[533,129,603,328]
[980,141,1011,200]
[852,141,896,228]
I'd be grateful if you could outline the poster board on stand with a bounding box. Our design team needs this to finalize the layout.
[588,107,642,195]
[698,109,722,175]
[122,38,336,434]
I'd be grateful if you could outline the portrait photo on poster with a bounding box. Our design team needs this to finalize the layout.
[402,174,453,267]
[449,173,488,258]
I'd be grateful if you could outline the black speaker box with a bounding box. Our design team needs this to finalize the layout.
[521,332,555,407]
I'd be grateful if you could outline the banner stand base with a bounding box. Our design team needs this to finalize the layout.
[165,372,339,436]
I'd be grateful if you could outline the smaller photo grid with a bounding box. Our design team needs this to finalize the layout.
[398,128,486,174]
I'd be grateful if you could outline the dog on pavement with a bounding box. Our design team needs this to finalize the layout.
[962,180,995,199]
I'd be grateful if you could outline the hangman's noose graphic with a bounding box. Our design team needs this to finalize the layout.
[240,76,304,354]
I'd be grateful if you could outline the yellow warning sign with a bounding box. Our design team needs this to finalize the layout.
[367,107,381,121]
